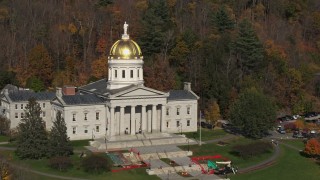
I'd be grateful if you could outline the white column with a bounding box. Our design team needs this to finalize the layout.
[152,105,157,132]
[120,106,125,135]
[142,105,147,132]
[161,105,166,132]
[140,68,143,81]
[110,107,115,136]
[130,106,136,135]
[147,106,152,133]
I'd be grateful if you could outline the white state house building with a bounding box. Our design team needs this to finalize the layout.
[0,23,199,140]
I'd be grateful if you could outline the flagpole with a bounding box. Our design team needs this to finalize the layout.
[199,110,202,146]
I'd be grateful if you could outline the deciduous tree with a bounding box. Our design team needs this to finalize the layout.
[304,138,320,158]
[205,101,221,126]
[230,88,276,138]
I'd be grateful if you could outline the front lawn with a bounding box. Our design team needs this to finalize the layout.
[183,128,228,141]
[8,151,158,180]
[0,135,9,142]
[180,137,274,169]
[71,139,91,147]
[232,145,320,180]
[280,139,305,150]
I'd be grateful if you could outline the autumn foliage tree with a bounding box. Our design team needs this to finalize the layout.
[27,45,54,87]
[144,56,176,91]
[205,101,221,126]
[304,138,320,158]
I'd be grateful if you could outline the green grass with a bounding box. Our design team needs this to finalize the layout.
[180,137,274,169]
[280,139,305,150]
[8,151,158,180]
[232,145,320,180]
[71,139,91,147]
[183,128,228,141]
[0,141,16,147]
[0,135,9,142]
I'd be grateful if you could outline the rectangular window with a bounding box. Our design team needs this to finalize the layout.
[84,129,88,133]
[122,70,125,78]
[138,69,140,78]
[166,108,169,116]
[96,126,100,132]
[21,104,23,109]
[43,103,45,108]
[15,104,17,109]
[187,107,190,115]
[176,121,180,127]
[166,121,169,128]
[177,108,180,115]
[115,70,118,78]
[72,114,76,121]
[84,113,87,120]
[187,120,190,126]
[130,70,133,78]
[73,127,76,134]
[43,112,46,117]
[96,112,99,120]
[15,113,18,118]
[21,113,24,119]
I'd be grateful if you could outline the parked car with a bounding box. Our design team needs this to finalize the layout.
[304,112,318,118]
[277,128,286,134]
[200,122,207,128]
[293,131,304,138]
[206,124,215,129]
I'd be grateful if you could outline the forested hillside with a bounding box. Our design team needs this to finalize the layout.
[1,0,320,117]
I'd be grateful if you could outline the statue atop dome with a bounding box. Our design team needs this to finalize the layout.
[122,22,129,40]
[124,22,128,35]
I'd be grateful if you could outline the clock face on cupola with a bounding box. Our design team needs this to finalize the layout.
[107,22,144,90]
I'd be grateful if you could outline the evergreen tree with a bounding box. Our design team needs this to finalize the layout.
[232,19,265,76]
[16,98,48,159]
[213,7,234,33]
[48,111,73,157]
[229,88,276,139]
[138,0,172,58]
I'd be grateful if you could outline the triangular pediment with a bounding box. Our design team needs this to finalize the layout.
[111,86,168,98]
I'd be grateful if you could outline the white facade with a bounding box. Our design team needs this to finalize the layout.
[0,90,54,130]
[0,23,199,141]
[51,103,106,140]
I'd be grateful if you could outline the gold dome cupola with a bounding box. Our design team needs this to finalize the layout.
[109,22,142,60]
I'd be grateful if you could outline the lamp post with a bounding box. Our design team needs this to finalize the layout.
[186,139,190,152]
[92,128,95,141]
[105,128,108,152]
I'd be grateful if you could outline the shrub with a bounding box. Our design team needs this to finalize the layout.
[49,156,73,171]
[232,141,272,159]
[82,154,111,174]
[303,138,320,158]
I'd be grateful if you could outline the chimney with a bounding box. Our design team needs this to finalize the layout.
[62,86,76,96]
[56,87,62,98]
[184,82,191,91]
[3,89,9,95]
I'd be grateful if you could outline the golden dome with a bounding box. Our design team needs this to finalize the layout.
[109,39,142,59]
[109,22,142,59]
